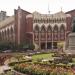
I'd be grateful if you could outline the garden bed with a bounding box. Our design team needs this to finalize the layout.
[14,62,75,75]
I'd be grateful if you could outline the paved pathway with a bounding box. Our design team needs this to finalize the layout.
[0,65,11,74]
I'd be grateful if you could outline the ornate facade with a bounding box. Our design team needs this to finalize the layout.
[33,11,71,50]
[0,7,73,50]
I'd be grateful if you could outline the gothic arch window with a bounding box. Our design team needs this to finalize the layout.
[5,30,6,36]
[53,25,58,41]
[60,25,65,40]
[41,25,46,40]
[7,28,10,40]
[10,27,14,34]
[47,25,52,41]
[2,31,4,40]
[34,25,39,32]
[10,27,14,41]
[34,25,39,40]
[3,30,6,40]
[41,25,46,32]
[5,30,7,40]
[47,25,52,32]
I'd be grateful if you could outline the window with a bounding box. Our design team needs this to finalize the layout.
[60,25,65,40]
[47,25,52,40]
[53,25,58,40]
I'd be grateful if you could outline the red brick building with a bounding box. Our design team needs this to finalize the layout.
[0,7,33,45]
[66,9,75,32]
[0,7,74,50]
[65,9,75,49]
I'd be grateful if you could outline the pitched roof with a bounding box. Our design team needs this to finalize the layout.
[0,16,14,28]
[65,9,75,14]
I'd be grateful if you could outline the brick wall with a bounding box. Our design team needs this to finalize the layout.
[14,7,33,45]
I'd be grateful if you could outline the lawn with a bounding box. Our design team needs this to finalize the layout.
[32,53,54,61]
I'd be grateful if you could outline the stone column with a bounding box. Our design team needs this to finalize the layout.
[52,31,53,50]
[45,31,47,50]
[39,32,41,50]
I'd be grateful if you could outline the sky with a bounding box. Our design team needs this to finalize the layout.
[0,0,75,16]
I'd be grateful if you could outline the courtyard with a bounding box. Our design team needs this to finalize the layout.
[0,51,75,75]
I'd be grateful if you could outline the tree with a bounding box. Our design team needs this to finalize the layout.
[0,41,16,52]
[29,43,35,50]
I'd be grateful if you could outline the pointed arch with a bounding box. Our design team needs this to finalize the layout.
[47,25,52,32]
[7,28,10,41]
[5,30,6,36]
[40,25,46,41]
[10,27,14,34]
[47,25,52,41]
[2,31,4,40]
[34,25,39,32]
[53,25,58,32]
[34,25,39,41]
[4,30,7,40]
[53,25,58,41]
[3,30,6,40]
[60,24,65,40]
[10,27,14,41]
[60,24,65,32]
[41,25,46,32]
[7,28,9,35]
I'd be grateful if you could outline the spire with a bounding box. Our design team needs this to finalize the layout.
[61,7,62,12]
[18,6,21,9]
[48,3,50,14]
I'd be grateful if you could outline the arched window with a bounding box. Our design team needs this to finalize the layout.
[10,27,14,34]
[1,31,3,40]
[47,25,52,41]
[7,28,10,40]
[5,30,6,36]
[40,25,46,40]
[10,27,14,41]
[4,30,7,40]
[34,25,39,40]
[34,25,39,32]
[41,26,46,32]
[3,30,6,40]
[2,31,4,40]
[53,25,58,41]
[60,25,65,40]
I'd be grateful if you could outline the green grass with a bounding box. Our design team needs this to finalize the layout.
[72,58,75,62]
[32,53,54,61]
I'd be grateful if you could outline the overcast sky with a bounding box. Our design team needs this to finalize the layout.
[0,0,75,16]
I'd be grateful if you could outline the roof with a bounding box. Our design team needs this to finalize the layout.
[32,11,66,19]
[0,16,14,28]
[65,9,75,14]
